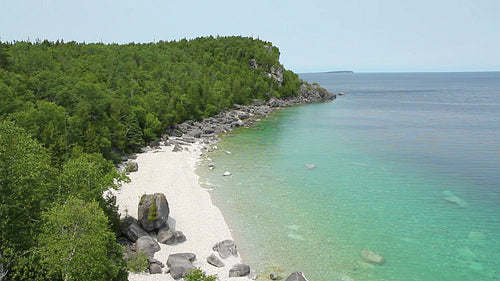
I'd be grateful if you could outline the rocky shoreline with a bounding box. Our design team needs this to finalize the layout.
[162,81,336,148]
[116,82,337,281]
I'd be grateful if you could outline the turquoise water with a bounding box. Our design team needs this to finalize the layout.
[197,72,500,280]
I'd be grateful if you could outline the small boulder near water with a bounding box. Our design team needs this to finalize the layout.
[229,263,250,277]
[206,254,225,267]
[361,248,385,265]
[138,193,170,231]
[285,271,309,281]
[212,239,238,259]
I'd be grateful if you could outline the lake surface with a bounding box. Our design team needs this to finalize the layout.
[198,72,500,280]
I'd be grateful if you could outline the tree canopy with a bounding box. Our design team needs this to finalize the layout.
[0,36,302,280]
[0,36,301,163]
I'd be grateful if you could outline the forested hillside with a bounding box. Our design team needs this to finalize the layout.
[0,36,301,281]
[0,36,300,163]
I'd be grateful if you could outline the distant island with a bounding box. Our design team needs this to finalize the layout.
[324,70,354,74]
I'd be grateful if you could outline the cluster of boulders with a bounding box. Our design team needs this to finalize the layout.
[119,193,187,276]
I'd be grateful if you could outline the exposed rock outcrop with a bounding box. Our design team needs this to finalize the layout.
[138,193,170,231]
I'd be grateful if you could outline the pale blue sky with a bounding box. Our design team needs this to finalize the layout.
[1,0,499,72]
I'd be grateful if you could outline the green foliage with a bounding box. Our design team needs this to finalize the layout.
[147,199,158,222]
[125,250,149,273]
[0,122,56,253]
[37,197,124,281]
[183,269,217,281]
[0,37,301,159]
[0,37,301,280]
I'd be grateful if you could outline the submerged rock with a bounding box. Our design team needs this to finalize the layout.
[442,190,469,208]
[304,164,316,170]
[361,248,385,265]
[285,271,309,281]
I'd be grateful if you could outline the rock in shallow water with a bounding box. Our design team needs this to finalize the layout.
[361,248,385,265]
[285,271,309,281]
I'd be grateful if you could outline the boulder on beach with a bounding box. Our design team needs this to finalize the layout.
[212,239,238,259]
[149,258,164,274]
[157,227,186,245]
[135,236,160,258]
[229,263,250,277]
[167,253,196,280]
[207,254,225,267]
[138,193,170,231]
[120,216,148,242]
[285,271,309,281]
[361,248,385,265]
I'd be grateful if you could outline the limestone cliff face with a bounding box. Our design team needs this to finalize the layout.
[266,65,284,86]
[249,58,284,86]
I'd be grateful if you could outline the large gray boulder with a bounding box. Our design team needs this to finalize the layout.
[285,271,309,281]
[138,193,169,231]
[120,217,148,242]
[212,239,238,259]
[135,236,160,258]
[167,253,196,280]
[229,263,250,277]
[361,248,385,265]
[157,228,186,245]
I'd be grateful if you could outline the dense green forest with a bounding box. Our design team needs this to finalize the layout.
[0,36,302,280]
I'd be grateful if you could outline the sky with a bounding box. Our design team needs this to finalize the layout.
[1,0,499,73]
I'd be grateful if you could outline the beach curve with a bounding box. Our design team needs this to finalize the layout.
[112,142,244,281]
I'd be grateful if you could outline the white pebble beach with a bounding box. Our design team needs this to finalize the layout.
[111,143,245,281]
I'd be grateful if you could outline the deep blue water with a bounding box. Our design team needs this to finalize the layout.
[198,72,500,280]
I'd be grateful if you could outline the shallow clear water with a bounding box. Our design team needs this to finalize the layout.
[198,72,500,280]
